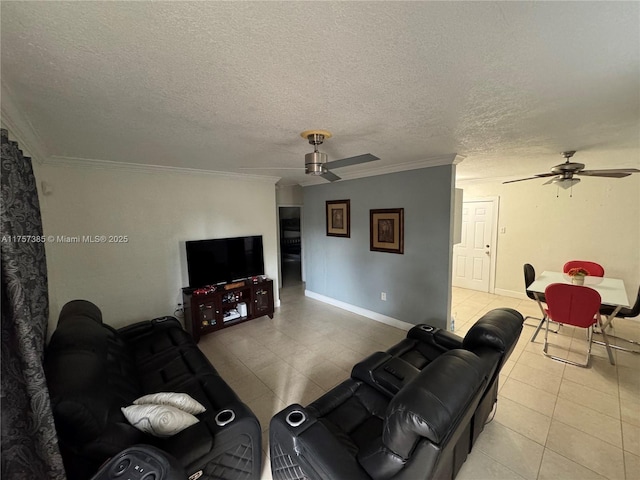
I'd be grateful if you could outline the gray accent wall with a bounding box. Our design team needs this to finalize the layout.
[303,166,455,328]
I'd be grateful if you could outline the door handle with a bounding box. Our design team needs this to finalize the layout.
[485,245,490,256]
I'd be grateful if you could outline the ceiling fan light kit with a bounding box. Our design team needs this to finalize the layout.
[503,150,640,189]
[551,177,580,189]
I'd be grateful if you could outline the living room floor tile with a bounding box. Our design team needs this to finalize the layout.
[501,359,516,378]
[246,392,286,433]
[270,374,325,407]
[537,449,607,480]
[546,420,625,480]
[622,421,640,456]
[303,361,350,392]
[494,396,552,445]
[500,377,557,417]
[624,451,640,479]
[457,449,526,480]
[474,421,544,480]
[558,378,620,419]
[238,347,281,371]
[509,362,563,395]
[213,358,255,381]
[552,397,623,448]
[517,350,566,377]
[620,395,640,427]
[618,364,640,402]
[562,355,619,395]
[225,372,272,404]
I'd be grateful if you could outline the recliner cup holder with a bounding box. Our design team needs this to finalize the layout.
[285,410,306,427]
[215,409,235,427]
[419,325,435,332]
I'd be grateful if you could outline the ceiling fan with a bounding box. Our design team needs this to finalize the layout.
[240,130,380,182]
[503,151,640,188]
[300,129,379,182]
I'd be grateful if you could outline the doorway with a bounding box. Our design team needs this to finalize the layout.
[452,198,498,292]
[278,206,302,287]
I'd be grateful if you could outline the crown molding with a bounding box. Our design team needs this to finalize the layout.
[299,153,465,186]
[0,81,50,164]
[45,155,281,184]
[456,173,520,187]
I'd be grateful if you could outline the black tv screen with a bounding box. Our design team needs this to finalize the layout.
[186,235,264,287]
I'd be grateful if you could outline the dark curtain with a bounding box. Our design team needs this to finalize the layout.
[1,129,66,479]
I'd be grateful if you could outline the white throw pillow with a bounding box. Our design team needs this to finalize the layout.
[121,404,199,438]
[133,392,206,415]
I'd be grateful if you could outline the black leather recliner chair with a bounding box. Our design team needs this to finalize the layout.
[270,308,523,480]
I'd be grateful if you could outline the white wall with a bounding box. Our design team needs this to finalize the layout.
[36,163,279,333]
[276,184,303,205]
[458,175,640,300]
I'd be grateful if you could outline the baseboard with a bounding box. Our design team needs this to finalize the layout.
[304,290,413,331]
[494,288,526,300]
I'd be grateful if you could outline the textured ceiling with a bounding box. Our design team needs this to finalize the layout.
[1,1,639,186]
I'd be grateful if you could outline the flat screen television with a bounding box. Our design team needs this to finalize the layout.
[186,235,264,288]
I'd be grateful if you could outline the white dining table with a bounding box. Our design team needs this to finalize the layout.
[527,270,630,365]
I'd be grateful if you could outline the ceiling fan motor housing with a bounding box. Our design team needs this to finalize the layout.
[551,162,585,175]
[305,151,328,175]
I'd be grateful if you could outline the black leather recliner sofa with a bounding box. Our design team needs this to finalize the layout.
[44,300,262,480]
[269,308,523,480]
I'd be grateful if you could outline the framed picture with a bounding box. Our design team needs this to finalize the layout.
[370,208,404,254]
[326,200,350,237]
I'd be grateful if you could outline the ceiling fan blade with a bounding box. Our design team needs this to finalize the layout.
[325,153,379,170]
[577,168,640,178]
[321,171,341,182]
[238,167,300,170]
[503,172,556,184]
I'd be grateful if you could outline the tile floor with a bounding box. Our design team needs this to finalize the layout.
[197,285,640,480]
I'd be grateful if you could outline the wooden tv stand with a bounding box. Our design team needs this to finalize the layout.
[182,279,274,342]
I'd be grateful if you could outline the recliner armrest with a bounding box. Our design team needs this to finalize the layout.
[351,352,421,396]
[351,351,392,386]
[270,404,370,480]
[407,324,463,350]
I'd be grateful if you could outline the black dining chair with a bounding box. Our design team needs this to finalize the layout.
[524,263,559,342]
[594,285,640,353]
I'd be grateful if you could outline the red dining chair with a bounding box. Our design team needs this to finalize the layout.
[543,283,613,367]
[563,260,605,277]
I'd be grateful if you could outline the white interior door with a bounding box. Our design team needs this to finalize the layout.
[453,200,494,291]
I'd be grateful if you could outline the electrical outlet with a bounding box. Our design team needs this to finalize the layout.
[500,226,506,234]
[381,292,387,301]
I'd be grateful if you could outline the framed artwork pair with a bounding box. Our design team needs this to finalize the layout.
[326,199,404,254]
